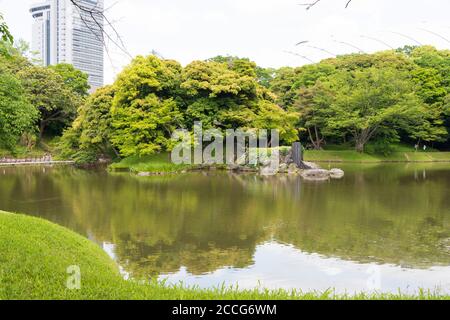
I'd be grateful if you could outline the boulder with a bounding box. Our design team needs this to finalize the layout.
[260,166,278,176]
[137,172,151,177]
[303,161,320,169]
[329,168,345,179]
[288,163,300,175]
[278,163,288,173]
[301,169,330,180]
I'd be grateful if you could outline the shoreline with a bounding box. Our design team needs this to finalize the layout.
[0,161,75,167]
[1,211,448,300]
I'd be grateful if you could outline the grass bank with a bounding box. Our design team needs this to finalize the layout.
[109,153,194,173]
[111,151,450,174]
[0,137,60,159]
[0,211,448,300]
[304,150,450,163]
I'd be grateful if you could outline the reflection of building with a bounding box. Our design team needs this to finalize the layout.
[30,0,104,91]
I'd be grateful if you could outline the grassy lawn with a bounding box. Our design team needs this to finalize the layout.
[0,137,60,159]
[0,146,47,158]
[109,153,194,173]
[304,150,450,163]
[109,147,450,173]
[0,211,448,300]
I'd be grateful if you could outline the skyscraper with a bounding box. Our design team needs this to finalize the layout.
[30,0,104,91]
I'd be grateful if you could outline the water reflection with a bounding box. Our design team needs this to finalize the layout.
[0,164,449,292]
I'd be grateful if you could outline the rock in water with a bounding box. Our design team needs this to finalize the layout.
[260,166,278,176]
[301,169,330,180]
[278,163,288,173]
[329,168,345,179]
[288,163,299,175]
[303,161,320,169]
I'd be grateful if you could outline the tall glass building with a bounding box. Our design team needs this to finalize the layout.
[30,0,104,91]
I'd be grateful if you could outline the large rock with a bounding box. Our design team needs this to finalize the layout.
[288,163,300,175]
[301,169,330,180]
[329,168,345,179]
[260,166,278,176]
[303,161,320,169]
[278,163,288,173]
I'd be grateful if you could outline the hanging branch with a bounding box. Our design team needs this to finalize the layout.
[298,0,353,10]
[298,0,321,10]
[68,0,132,58]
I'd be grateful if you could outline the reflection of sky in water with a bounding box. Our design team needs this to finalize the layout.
[2,164,449,294]
[143,242,450,294]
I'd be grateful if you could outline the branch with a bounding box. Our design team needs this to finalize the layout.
[298,0,321,10]
[69,0,132,59]
[298,0,353,10]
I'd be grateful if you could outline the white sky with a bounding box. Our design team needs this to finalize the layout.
[1,0,450,84]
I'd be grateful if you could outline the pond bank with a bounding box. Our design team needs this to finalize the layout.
[304,150,450,163]
[0,160,75,166]
[108,151,450,177]
[0,211,447,300]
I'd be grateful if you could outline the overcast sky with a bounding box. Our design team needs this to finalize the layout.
[1,0,450,84]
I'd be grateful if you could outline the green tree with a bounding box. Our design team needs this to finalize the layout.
[50,63,90,97]
[294,81,335,149]
[18,65,80,138]
[0,14,13,44]
[111,55,184,157]
[0,69,37,152]
[324,68,437,152]
[60,86,116,163]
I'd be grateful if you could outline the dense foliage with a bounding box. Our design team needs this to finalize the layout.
[272,47,449,152]
[0,69,37,151]
[1,26,449,161]
[0,40,88,153]
[61,55,299,161]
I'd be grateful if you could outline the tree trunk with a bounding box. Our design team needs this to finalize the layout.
[355,141,365,153]
[307,127,323,150]
[291,142,311,169]
[39,122,46,140]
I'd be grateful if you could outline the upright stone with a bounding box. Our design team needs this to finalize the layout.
[292,142,303,167]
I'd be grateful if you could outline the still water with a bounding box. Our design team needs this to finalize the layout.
[0,164,449,294]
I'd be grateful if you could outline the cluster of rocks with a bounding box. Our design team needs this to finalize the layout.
[227,151,345,180]
[258,161,344,180]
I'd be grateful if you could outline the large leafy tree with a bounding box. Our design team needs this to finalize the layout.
[50,63,90,97]
[60,85,116,163]
[294,81,335,150]
[0,13,13,44]
[18,65,80,138]
[0,69,38,152]
[111,55,184,157]
[324,67,445,152]
[182,58,298,143]
[181,59,258,129]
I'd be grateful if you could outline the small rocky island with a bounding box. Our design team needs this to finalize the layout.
[235,147,345,180]
[138,143,345,180]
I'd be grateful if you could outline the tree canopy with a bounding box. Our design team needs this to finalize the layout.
[0,68,37,152]
[271,48,450,151]
[52,47,450,162]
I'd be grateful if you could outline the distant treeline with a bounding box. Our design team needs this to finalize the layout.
[1,38,449,163]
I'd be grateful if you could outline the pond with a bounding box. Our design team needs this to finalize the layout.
[0,163,449,294]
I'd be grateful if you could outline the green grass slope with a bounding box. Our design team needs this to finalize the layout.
[305,151,450,163]
[0,212,448,300]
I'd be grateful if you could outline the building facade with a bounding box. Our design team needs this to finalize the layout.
[30,0,104,91]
